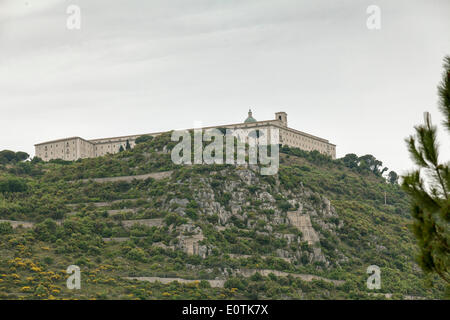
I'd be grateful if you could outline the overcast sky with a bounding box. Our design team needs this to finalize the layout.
[0,0,449,174]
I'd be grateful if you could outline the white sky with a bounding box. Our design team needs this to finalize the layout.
[0,0,449,174]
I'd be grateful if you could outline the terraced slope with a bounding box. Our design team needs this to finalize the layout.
[0,133,447,299]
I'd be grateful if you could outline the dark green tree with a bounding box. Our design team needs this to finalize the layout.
[0,176,28,193]
[135,135,153,144]
[0,150,29,163]
[402,56,450,284]
[341,153,359,168]
[15,151,29,161]
[126,140,131,150]
[358,154,387,176]
[119,145,125,152]
[438,56,450,131]
[388,171,399,185]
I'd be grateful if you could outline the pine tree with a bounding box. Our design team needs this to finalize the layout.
[126,140,131,150]
[402,56,450,284]
[438,56,450,131]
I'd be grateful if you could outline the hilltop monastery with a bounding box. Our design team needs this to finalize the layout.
[34,111,336,161]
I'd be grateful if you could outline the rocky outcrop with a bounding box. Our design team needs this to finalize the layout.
[175,224,208,258]
[177,234,206,257]
[286,211,320,245]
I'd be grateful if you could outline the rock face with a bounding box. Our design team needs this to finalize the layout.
[177,234,207,257]
[169,198,189,207]
[175,224,209,258]
[108,167,344,266]
[287,211,320,245]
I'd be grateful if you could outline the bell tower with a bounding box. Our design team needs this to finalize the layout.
[275,112,287,127]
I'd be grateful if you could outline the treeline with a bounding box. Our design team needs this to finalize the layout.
[0,150,29,164]
[280,145,399,185]
[339,153,399,184]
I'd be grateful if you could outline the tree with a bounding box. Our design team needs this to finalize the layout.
[388,171,399,185]
[438,56,450,131]
[402,56,450,284]
[340,153,387,176]
[15,151,29,161]
[31,156,43,164]
[0,150,16,164]
[341,153,359,168]
[126,140,131,150]
[358,154,386,176]
[0,150,30,164]
[135,135,153,144]
[119,145,125,152]
[0,177,28,193]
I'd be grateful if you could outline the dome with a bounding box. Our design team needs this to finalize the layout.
[244,109,257,123]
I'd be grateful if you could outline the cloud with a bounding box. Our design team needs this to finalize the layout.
[0,0,63,21]
[0,0,449,173]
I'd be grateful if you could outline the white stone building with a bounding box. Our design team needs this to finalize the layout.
[34,111,336,161]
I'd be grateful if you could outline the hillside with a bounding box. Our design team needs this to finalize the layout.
[0,133,447,299]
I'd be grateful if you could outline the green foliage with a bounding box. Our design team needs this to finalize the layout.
[276,199,291,212]
[402,56,450,285]
[339,154,388,177]
[0,222,13,234]
[135,135,154,144]
[164,213,187,226]
[0,176,28,193]
[388,171,399,185]
[0,115,446,300]
[437,56,450,131]
[0,150,29,164]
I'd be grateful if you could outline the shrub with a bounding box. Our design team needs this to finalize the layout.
[0,177,28,193]
[0,222,13,234]
[135,135,154,144]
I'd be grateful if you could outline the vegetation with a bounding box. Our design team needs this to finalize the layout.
[0,150,29,164]
[402,56,450,284]
[0,129,447,300]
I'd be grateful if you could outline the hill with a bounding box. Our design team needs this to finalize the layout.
[0,133,447,299]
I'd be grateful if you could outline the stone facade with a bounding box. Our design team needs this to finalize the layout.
[34,134,158,161]
[35,111,336,161]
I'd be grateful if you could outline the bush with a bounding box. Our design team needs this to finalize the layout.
[276,199,291,212]
[164,213,187,226]
[126,248,147,262]
[0,222,13,234]
[135,135,154,144]
[0,177,28,193]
